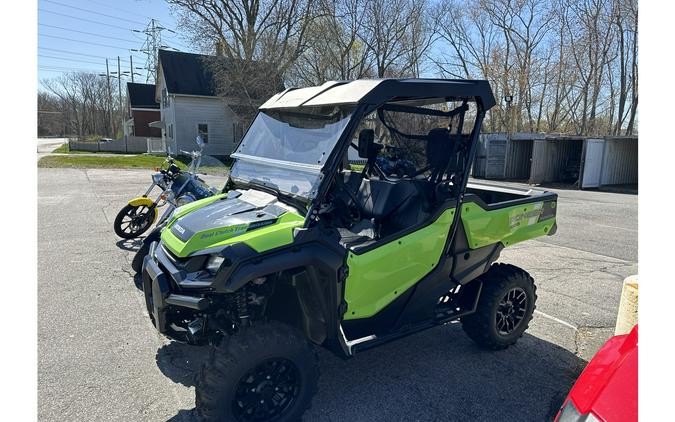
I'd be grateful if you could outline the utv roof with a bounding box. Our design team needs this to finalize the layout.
[259,78,496,111]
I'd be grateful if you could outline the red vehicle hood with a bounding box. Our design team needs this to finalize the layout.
[558,325,637,422]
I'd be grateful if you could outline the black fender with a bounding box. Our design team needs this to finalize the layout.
[212,227,348,348]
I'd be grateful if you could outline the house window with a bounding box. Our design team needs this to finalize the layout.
[198,123,209,143]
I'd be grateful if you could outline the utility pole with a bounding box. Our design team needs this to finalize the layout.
[118,56,125,147]
[106,59,113,138]
[130,55,134,83]
[117,57,123,115]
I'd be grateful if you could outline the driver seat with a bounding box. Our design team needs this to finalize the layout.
[427,128,454,183]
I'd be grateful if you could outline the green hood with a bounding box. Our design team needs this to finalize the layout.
[161,190,304,257]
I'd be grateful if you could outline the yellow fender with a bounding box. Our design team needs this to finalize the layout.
[128,197,159,223]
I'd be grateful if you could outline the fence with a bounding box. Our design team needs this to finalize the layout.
[68,136,163,154]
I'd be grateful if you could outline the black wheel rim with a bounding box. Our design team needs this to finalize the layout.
[496,287,528,335]
[232,358,301,422]
[120,206,152,235]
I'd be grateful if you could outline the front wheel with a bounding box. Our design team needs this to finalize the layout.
[131,242,150,274]
[196,322,319,422]
[114,204,155,239]
[461,263,536,350]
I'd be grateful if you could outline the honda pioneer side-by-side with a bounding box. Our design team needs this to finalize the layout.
[137,79,557,421]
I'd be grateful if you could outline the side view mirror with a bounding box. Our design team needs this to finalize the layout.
[196,135,205,148]
[358,129,375,158]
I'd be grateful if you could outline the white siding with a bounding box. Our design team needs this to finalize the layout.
[156,67,178,154]
[173,96,238,156]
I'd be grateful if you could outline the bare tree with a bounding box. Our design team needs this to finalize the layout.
[290,0,374,85]
[359,0,436,77]
[433,0,637,136]
[166,0,637,136]
[169,0,317,73]
[40,72,124,138]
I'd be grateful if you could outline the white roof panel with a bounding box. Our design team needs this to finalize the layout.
[259,81,346,109]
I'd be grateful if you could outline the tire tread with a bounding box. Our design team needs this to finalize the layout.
[461,263,537,350]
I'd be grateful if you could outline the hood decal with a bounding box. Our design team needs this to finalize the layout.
[170,194,284,242]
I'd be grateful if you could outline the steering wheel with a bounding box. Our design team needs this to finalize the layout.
[334,175,362,223]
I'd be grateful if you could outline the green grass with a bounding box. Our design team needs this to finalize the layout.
[38,154,232,173]
[38,154,190,169]
[52,143,70,153]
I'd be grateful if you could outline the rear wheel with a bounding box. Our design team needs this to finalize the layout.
[114,204,155,239]
[196,322,319,422]
[461,263,536,350]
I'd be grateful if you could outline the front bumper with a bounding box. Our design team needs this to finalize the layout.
[141,242,209,341]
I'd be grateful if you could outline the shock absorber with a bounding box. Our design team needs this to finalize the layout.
[235,289,250,326]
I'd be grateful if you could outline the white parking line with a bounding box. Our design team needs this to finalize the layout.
[595,223,638,232]
[534,309,578,331]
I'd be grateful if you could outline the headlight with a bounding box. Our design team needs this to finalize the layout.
[152,173,164,185]
[205,255,225,272]
[556,399,601,422]
[160,190,175,202]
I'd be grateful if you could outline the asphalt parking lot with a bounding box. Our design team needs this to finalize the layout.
[38,168,638,422]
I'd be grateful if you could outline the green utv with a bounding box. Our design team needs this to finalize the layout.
[137,79,557,421]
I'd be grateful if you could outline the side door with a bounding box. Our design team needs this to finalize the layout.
[581,139,605,188]
[342,208,455,322]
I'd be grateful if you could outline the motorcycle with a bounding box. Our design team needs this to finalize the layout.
[113,136,225,239]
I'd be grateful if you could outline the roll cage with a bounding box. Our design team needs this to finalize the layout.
[297,79,496,229]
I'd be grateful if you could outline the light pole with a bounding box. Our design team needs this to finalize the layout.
[504,94,513,135]
[504,94,514,179]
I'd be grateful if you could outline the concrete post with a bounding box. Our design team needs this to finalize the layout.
[615,275,638,335]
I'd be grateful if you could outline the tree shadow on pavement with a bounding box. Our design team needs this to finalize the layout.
[160,323,585,422]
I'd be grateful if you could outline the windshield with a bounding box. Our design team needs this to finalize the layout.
[230,105,355,200]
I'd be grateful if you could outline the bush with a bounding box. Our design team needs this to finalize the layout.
[83,135,103,142]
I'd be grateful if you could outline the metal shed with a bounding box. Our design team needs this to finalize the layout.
[505,133,539,180]
[472,133,508,179]
[529,135,585,185]
[472,133,637,190]
[580,136,638,188]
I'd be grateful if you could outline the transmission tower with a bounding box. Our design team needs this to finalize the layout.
[137,19,165,84]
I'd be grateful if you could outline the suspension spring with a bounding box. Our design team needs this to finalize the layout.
[235,290,250,326]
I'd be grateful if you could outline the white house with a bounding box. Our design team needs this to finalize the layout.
[154,49,246,156]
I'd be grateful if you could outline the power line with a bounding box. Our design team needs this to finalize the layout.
[39,65,103,73]
[39,34,138,50]
[38,47,143,64]
[84,0,154,20]
[39,54,106,66]
[41,0,147,25]
[38,8,135,31]
[39,65,139,77]
[39,24,142,44]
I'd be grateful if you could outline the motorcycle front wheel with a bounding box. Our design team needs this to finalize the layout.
[114,204,155,239]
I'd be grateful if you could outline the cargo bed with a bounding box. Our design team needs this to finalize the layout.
[461,181,558,249]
